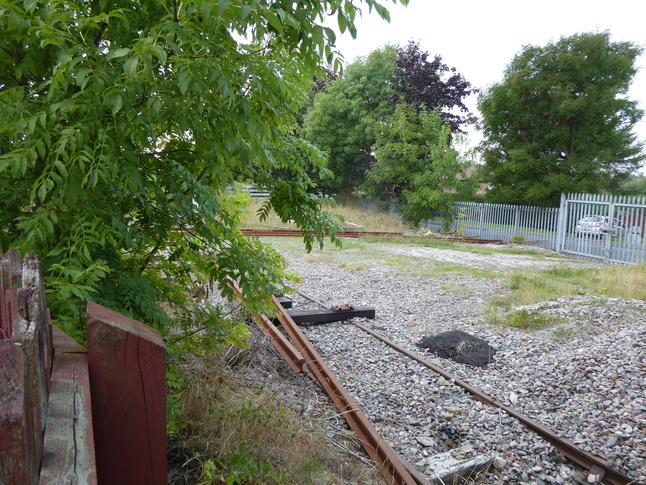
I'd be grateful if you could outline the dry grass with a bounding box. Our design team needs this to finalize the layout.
[240,199,408,233]
[588,263,646,300]
[492,263,646,311]
[168,325,385,485]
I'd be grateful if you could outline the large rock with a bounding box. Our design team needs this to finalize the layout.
[417,330,496,367]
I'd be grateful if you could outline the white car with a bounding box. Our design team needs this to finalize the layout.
[575,215,626,237]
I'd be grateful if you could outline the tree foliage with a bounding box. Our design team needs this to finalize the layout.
[302,45,398,193]
[364,103,476,225]
[303,41,475,193]
[0,0,407,342]
[617,174,646,197]
[392,40,475,132]
[478,32,645,207]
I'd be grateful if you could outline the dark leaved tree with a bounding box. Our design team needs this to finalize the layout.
[392,40,476,132]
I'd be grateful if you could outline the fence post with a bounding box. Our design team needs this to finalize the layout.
[555,193,567,254]
[0,340,34,485]
[86,302,167,485]
[0,250,52,485]
[513,206,520,235]
[478,203,484,237]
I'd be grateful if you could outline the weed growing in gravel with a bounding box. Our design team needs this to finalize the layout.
[486,308,563,330]
[552,326,584,340]
[168,337,384,485]
[507,309,562,329]
[500,263,646,309]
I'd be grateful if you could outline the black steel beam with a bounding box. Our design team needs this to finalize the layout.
[273,306,375,324]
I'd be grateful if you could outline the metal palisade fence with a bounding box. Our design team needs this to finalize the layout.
[424,202,561,248]
[423,193,646,265]
[557,193,646,265]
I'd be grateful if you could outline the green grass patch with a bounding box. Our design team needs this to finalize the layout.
[497,263,646,310]
[486,308,563,331]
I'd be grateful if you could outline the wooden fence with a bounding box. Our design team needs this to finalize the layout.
[0,249,167,484]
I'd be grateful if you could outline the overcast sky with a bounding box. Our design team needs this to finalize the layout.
[328,0,646,171]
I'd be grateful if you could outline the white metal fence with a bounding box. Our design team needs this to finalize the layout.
[557,193,646,265]
[423,194,646,265]
[423,202,561,249]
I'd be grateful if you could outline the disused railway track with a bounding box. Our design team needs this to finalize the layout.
[350,321,635,485]
[233,286,636,485]
[240,228,504,244]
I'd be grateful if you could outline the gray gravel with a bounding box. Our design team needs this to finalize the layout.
[268,238,646,485]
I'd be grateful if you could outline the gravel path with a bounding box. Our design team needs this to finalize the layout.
[268,238,646,485]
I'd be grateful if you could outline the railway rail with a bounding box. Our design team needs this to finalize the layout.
[240,228,503,244]
[230,281,638,484]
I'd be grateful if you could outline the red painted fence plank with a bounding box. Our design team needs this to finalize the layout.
[40,352,97,485]
[0,340,36,485]
[86,302,167,485]
[0,251,15,340]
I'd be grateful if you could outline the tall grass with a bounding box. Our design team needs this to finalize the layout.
[241,199,408,233]
[493,263,646,310]
[169,331,384,485]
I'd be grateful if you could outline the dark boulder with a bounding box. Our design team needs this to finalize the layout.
[417,330,496,368]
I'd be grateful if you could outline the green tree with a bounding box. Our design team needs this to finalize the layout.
[617,174,646,197]
[478,32,645,207]
[364,103,476,225]
[0,0,406,342]
[302,45,398,194]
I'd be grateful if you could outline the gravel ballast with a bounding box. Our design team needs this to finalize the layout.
[266,238,646,485]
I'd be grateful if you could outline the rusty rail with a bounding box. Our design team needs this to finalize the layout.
[271,295,432,485]
[352,321,635,485]
[227,280,305,374]
[241,228,503,244]
[241,228,409,238]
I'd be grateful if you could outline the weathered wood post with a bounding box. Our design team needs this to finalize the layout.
[0,250,53,485]
[86,302,167,485]
[40,326,97,484]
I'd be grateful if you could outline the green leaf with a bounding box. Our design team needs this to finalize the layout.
[23,0,38,12]
[217,0,232,14]
[76,68,92,87]
[106,47,130,60]
[124,57,138,77]
[201,1,213,21]
[54,160,68,178]
[109,93,123,115]
[263,10,283,34]
[151,45,167,65]
[337,11,347,33]
[37,183,47,202]
[373,2,391,22]
[35,140,46,158]
[323,27,336,45]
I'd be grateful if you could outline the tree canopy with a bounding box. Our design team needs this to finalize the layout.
[302,41,475,193]
[478,32,645,207]
[0,0,408,342]
[392,40,475,132]
[302,45,398,194]
[364,103,476,225]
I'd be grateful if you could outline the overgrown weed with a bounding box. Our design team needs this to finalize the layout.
[168,327,384,485]
[496,263,646,310]
[241,199,407,233]
[487,308,563,330]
